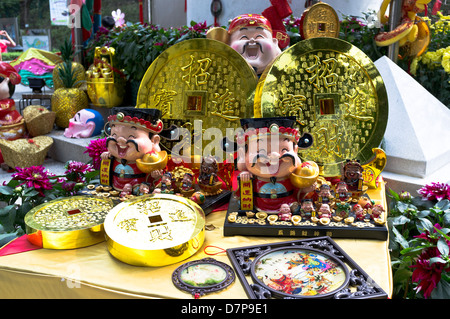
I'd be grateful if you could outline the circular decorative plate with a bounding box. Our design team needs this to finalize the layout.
[24,196,114,249]
[254,37,388,176]
[251,246,349,298]
[172,257,235,298]
[103,193,205,267]
[136,38,258,140]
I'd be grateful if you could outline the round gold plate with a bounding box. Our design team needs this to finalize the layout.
[136,38,258,135]
[254,37,388,176]
[24,196,114,249]
[104,194,205,267]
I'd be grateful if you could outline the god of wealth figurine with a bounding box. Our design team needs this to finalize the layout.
[100,107,176,191]
[223,116,316,213]
[342,159,364,192]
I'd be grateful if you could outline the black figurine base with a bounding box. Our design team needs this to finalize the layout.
[223,193,388,240]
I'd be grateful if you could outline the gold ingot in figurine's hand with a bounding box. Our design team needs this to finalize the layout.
[290,161,319,189]
[136,151,168,173]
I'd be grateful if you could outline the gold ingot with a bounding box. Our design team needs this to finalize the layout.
[300,2,340,39]
[290,161,320,189]
[136,38,258,151]
[206,27,230,44]
[255,37,388,176]
[267,214,278,224]
[291,215,302,225]
[24,196,114,249]
[135,150,168,173]
[104,194,205,267]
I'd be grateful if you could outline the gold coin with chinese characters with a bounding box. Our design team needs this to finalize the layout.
[103,194,205,267]
[300,2,340,39]
[24,196,114,249]
[136,38,258,146]
[254,37,388,176]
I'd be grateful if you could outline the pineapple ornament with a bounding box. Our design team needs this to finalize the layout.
[53,40,86,90]
[51,61,88,128]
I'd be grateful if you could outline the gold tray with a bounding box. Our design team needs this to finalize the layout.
[24,196,114,249]
[104,194,205,267]
[254,37,388,176]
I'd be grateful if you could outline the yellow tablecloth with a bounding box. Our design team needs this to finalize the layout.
[0,185,393,299]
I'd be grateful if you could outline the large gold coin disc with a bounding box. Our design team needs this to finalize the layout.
[103,194,205,267]
[136,38,258,148]
[24,196,115,249]
[254,37,388,177]
[301,2,340,39]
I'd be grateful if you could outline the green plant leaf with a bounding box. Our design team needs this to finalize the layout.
[437,237,449,257]
[0,185,14,196]
[431,280,450,299]
[392,225,409,249]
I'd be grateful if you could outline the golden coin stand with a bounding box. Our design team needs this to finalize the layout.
[255,37,388,176]
[136,38,258,154]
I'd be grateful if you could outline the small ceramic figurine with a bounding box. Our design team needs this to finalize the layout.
[299,199,315,220]
[120,183,133,198]
[317,203,332,225]
[100,107,175,191]
[226,116,314,213]
[317,184,334,205]
[353,204,366,221]
[370,204,385,220]
[138,182,151,195]
[64,108,104,138]
[0,62,24,141]
[180,172,194,192]
[228,14,282,76]
[154,172,174,194]
[278,203,292,221]
[335,181,350,202]
[198,156,222,195]
[342,159,364,192]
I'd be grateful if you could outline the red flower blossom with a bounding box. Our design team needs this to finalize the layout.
[418,182,450,201]
[11,166,53,196]
[84,137,107,170]
[411,246,450,299]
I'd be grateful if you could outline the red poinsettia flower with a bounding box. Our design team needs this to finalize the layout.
[11,166,54,196]
[84,137,107,170]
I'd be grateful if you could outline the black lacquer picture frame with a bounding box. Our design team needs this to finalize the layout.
[226,236,388,299]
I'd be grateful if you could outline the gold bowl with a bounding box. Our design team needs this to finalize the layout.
[290,161,320,189]
[136,151,168,173]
